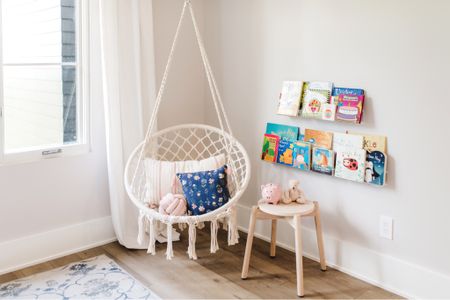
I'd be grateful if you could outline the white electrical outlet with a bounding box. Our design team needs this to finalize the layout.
[379,215,393,240]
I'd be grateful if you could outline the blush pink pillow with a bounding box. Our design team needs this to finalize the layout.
[159,193,187,216]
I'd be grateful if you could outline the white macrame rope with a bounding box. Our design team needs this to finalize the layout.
[210,219,219,253]
[166,223,174,260]
[187,222,197,260]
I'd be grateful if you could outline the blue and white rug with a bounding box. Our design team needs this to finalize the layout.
[0,255,159,299]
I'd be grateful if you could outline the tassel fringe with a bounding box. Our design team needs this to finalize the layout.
[228,206,239,246]
[137,211,145,245]
[147,217,156,255]
[166,223,174,260]
[210,219,219,253]
[187,223,197,260]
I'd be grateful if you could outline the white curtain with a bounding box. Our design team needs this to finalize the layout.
[98,0,156,248]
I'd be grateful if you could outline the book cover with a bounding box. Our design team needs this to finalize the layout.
[365,151,387,186]
[277,81,303,116]
[292,141,312,171]
[321,103,336,121]
[311,147,335,175]
[301,81,333,119]
[298,81,309,112]
[363,135,387,152]
[333,132,364,152]
[332,87,365,96]
[265,123,299,141]
[277,140,295,166]
[304,129,333,149]
[261,134,280,163]
[336,94,365,123]
[334,148,366,182]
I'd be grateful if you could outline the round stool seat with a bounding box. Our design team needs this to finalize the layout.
[259,201,315,217]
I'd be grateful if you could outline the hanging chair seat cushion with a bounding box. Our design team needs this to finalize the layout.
[144,154,226,205]
[177,165,230,215]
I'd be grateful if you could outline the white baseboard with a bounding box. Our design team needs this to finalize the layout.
[0,216,116,275]
[236,204,450,299]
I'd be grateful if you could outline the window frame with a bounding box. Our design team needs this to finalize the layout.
[0,0,91,165]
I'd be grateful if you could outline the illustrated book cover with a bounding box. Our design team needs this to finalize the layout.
[331,87,365,105]
[336,94,365,123]
[321,103,336,121]
[304,129,333,149]
[277,81,303,116]
[348,132,387,152]
[334,148,366,182]
[301,81,333,119]
[277,140,295,166]
[265,123,299,142]
[261,134,280,163]
[365,151,387,186]
[332,132,364,152]
[292,141,312,171]
[311,147,335,175]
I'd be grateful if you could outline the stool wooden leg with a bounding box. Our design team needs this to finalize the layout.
[270,219,277,258]
[313,202,327,271]
[241,206,258,279]
[293,215,304,297]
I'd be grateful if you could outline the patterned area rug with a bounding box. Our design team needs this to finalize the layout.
[0,255,159,299]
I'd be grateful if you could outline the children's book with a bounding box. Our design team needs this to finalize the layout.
[304,129,333,149]
[298,81,310,113]
[301,81,333,119]
[277,81,303,116]
[265,123,299,142]
[321,103,336,121]
[348,132,387,152]
[332,87,365,96]
[331,87,365,105]
[261,134,280,163]
[334,148,366,182]
[311,147,335,175]
[365,151,387,186]
[277,140,295,166]
[332,132,364,152]
[292,141,312,171]
[336,94,365,123]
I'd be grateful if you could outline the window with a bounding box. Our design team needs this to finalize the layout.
[0,0,89,163]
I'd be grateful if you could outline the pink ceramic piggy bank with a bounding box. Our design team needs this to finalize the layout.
[260,183,282,205]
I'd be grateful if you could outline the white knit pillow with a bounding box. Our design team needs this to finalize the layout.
[144,154,226,205]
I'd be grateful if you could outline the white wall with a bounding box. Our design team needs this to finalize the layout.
[152,0,206,129]
[202,0,450,297]
[0,1,114,273]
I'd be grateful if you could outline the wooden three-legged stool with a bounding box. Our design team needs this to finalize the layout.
[241,201,327,297]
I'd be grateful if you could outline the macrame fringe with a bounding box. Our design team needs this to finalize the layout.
[228,206,239,246]
[147,217,156,255]
[178,223,187,231]
[187,223,197,260]
[197,222,205,230]
[210,219,219,253]
[137,210,146,245]
[166,223,174,260]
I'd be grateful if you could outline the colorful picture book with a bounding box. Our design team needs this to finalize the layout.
[298,82,309,112]
[301,81,333,119]
[277,81,303,116]
[365,151,387,186]
[336,94,365,123]
[334,148,366,182]
[265,123,299,141]
[332,132,364,152]
[321,103,336,121]
[261,134,280,163]
[311,147,335,175]
[331,87,365,105]
[348,132,387,152]
[277,140,295,166]
[304,129,333,149]
[292,141,312,171]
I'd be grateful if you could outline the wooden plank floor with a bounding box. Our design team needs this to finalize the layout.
[0,229,401,299]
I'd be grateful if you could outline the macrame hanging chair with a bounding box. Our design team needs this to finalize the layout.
[124,0,251,260]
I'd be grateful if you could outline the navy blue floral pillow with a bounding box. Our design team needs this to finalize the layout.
[177,165,230,215]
